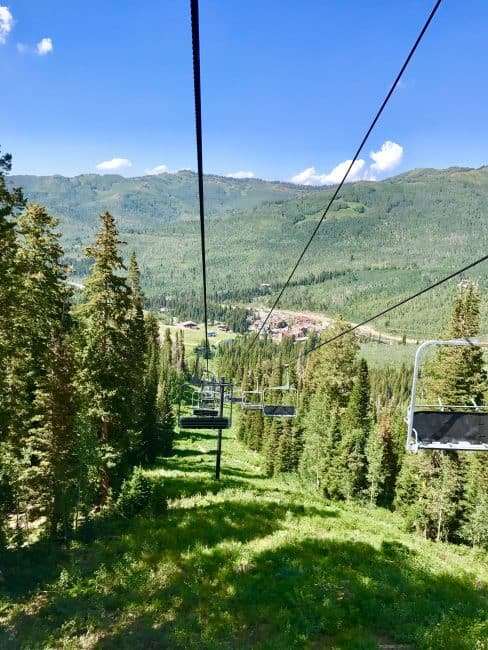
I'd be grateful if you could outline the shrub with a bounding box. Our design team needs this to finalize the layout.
[116,467,167,518]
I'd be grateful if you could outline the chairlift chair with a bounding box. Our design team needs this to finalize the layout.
[262,365,297,418]
[180,377,234,431]
[406,339,488,452]
[179,415,230,430]
[262,385,297,418]
[241,388,263,411]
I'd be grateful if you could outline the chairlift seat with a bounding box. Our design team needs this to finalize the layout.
[263,404,296,418]
[193,407,218,417]
[412,410,488,451]
[241,403,263,411]
[179,416,230,430]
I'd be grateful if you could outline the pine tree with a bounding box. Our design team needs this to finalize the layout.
[141,314,160,463]
[462,454,488,548]
[77,212,132,502]
[262,419,281,477]
[426,280,486,404]
[9,204,73,532]
[342,359,371,433]
[162,328,173,368]
[366,410,397,506]
[304,318,359,409]
[28,334,78,539]
[158,380,175,456]
[0,149,25,433]
[276,419,295,473]
[0,151,25,539]
[337,359,371,500]
[395,451,462,541]
[125,252,147,462]
[300,395,342,496]
[336,427,367,500]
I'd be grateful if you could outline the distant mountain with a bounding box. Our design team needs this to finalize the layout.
[9,166,488,336]
[9,171,312,232]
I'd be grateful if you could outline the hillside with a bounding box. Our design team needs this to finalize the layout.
[9,171,310,230]
[2,424,487,648]
[10,165,488,336]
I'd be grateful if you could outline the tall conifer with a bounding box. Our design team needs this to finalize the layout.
[77,212,132,501]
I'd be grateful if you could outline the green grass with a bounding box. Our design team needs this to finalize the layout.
[1,423,487,649]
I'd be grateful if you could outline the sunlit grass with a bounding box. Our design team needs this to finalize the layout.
[1,423,487,648]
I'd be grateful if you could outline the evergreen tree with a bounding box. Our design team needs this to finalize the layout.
[336,427,367,500]
[337,359,371,500]
[276,419,295,474]
[304,318,359,409]
[141,314,161,463]
[395,451,462,541]
[0,149,24,396]
[10,204,73,532]
[300,396,342,496]
[125,252,147,462]
[158,380,176,456]
[77,212,132,502]
[462,454,488,548]
[0,149,25,509]
[28,335,78,539]
[342,359,371,433]
[426,280,486,404]
[366,410,397,506]
[262,419,281,477]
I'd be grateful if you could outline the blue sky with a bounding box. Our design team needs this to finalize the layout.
[0,1,487,183]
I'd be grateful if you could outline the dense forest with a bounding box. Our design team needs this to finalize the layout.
[0,148,187,543]
[216,280,488,547]
[10,166,488,337]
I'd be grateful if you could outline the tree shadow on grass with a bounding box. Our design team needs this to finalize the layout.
[6,492,486,650]
[170,447,209,458]
[2,499,337,648]
[95,537,488,650]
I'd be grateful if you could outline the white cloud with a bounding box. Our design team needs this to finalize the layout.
[0,6,13,44]
[16,42,28,53]
[291,167,320,185]
[225,170,255,179]
[146,164,170,175]
[36,37,53,55]
[322,159,367,184]
[370,140,403,174]
[291,140,404,186]
[291,160,366,186]
[96,157,132,172]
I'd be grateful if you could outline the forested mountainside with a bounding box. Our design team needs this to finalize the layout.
[9,171,310,230]
[11,165,488,336]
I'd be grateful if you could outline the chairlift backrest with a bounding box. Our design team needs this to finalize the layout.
[262,385,297,418]
[241,388,263,411]
[406,338,488,452]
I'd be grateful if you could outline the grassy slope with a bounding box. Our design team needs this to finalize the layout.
[1,426,487,649]
[160,322,236,352]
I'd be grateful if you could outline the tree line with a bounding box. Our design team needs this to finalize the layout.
[0,149,183,543]
[216,280,488,548]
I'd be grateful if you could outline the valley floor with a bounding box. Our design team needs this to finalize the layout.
[1,427,488,649]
